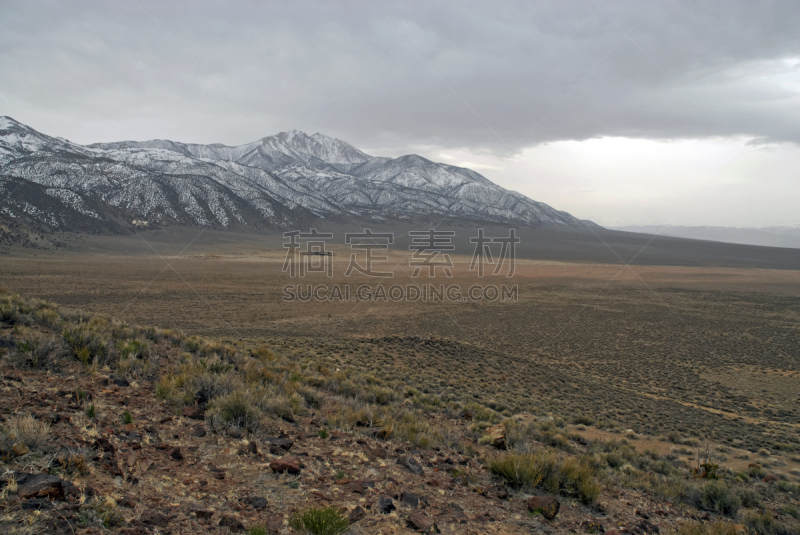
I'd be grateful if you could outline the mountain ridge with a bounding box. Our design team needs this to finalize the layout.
[0,116,597,234]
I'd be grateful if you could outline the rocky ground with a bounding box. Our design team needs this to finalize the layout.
[0,360,751,534]
[1,290,798,534]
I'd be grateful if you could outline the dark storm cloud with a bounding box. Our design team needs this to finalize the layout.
[1,0,799,152]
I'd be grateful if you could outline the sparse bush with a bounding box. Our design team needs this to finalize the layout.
[10,326,62,369]
[56,449,91,476]
[667,431,684,444]
[737,487,762,507]
[0,414,50,456]
[687,481,740,517]
[744,511,792,535]
[289,506,349,535]
[32,306,61,329]
[63,322,112,365]
[489,450,600,504]
[571,414,595,426]
[749,464,765,478]
[206,390,262,433]
[780,505,799,519]
[78,497,125,529]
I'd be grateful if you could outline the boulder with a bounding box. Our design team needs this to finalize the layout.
[17,474,65,500]
[264,436,293,454]
[400,491,420,508]
[398,456,424,475]
[243,496,267,510]
[269,455,302,474]
[407,512,438,533]
[93,437,115,455]
[349,505,366,522]
[219,516,245,532]
[182,405,204,420]
[527,496,560,520]
[377,496,395,514]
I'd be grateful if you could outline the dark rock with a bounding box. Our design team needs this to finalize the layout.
[248,441,259,455]
[264,436,294,454]
[401,491,420,508]
[182,405,204,420]
[349,505,367,522]
[113,377,131,387]
[93,437,115,455]
[407,512,438,533]
[190,426,206,437]
[269,455,302,474]
[21,498,54,510]
[17,474,65,500]
[219,515,245,532]
[140,510,169,527]
[190,505,214,520]
[527,496,560,520]
[378,496,395,514]
[243,496,267,510]
[169,447,184,460]
[403,457,424,475]
[101,458,123,477]
[348,480,375,494]
[119,497,137,508]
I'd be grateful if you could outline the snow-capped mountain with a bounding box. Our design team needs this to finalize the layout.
[0,116,595,233]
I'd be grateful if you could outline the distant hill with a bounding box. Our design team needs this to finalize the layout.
[612,225,800,249]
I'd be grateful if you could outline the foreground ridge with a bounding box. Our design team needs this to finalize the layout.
[1,289,798,533]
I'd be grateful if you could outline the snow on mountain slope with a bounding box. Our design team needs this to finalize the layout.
[1,116,594,232]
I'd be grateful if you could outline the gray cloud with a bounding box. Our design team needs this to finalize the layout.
[1,0,799,154]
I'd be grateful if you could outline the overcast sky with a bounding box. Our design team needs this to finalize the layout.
[1,0,799,227]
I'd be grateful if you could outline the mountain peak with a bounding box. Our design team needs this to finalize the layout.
[261,129,371,164]
[0,116,27,130]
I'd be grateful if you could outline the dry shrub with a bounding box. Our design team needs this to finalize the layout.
[489,449,601,504]
[206,390,262,433]
[1,414,50,457]
[687,481,741,517]
[62,322,112,365]
[9,325,63,370]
